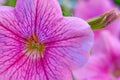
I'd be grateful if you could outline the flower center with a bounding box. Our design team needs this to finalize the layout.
[114,0,120,6]
[25,35,45,57]
[28,40,44,51]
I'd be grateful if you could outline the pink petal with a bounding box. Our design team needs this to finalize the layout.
[0,51,72,80]
[44,17,93,70]
[73,31,120,80]
[73,55,114,80]
[15,0,62,37]
[93,30,120,56]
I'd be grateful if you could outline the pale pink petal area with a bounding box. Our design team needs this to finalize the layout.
[73,31,120,80]
[0,0,93,80]
[73,55,115,80]
[93,30,120,56]
[0,6,14,11]
[118,77,120,80]
[44,17,93,70]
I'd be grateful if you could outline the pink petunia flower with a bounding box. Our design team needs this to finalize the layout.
[73,31,120,80]
[0,0,93,80]
[73,0,120,39]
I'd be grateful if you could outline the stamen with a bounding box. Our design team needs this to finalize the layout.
[25,35,45,57]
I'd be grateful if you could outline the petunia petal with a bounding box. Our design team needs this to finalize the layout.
[73,54,115,80]
[44,17,93,70]
[93,30,120,56]
[0,6,33,39]
[15,0,62,37]
[0,52,72,80]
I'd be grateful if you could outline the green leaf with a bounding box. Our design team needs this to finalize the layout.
[4,0,16,7]
[114,0,120,6]
[61,5,72,16]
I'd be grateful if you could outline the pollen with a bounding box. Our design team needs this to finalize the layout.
[25,35,45,57]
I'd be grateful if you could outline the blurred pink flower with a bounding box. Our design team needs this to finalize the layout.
[73,0,120,39]
[93,30,120,55]
[73,31,120,80]
[74,0,114,20]
[0,0,6,5]
[0,0,93,80]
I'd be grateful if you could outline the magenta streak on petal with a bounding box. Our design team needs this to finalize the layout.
[40,58,49,80]
[0,22,26,41]
[34,0,39,36]
[8,52,32,80]
[44,36,85,45]
[0,52,25,74]
[0,32,25,44]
